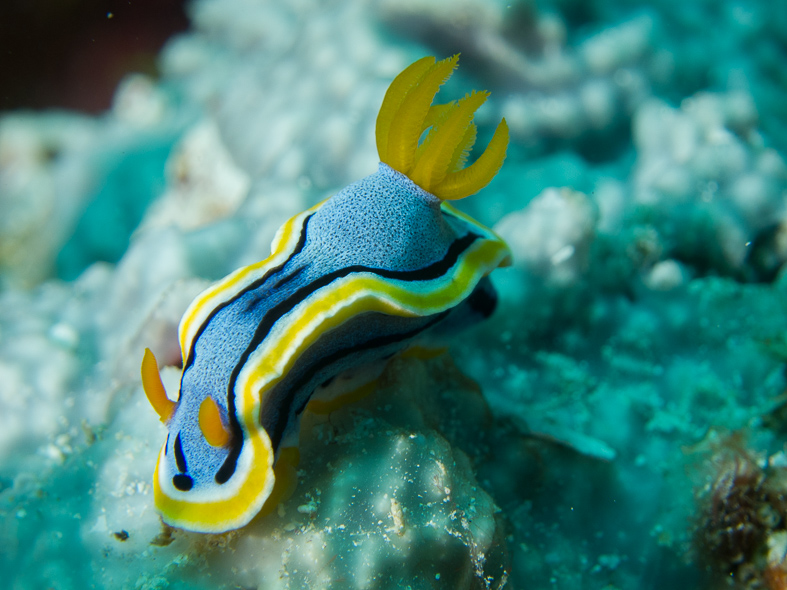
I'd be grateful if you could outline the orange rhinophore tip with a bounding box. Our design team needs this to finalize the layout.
[198,396,232,447]
[141,348,176,423]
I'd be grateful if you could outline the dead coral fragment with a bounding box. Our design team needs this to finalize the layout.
[696,450,769,568]
[693,432,787,588]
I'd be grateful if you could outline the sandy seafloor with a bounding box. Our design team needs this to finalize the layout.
[2,0,787,588]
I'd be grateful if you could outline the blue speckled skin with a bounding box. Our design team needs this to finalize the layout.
[163,164,499,493]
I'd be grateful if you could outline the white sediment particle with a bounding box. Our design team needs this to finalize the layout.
[580,14,654,74]
[550,244,574,265]
[48,322,79,349]
[41,443,65,464]
[579,79,615,129]
[388,497,405,536]
[297,497,319,515]
[643,259,686,291]
[767,531,787,567]
[111,74,167,128]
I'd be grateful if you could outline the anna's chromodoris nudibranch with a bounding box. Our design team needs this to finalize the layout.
[141,55,512,533]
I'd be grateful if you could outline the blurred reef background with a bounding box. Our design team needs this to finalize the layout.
[2,0,787,588]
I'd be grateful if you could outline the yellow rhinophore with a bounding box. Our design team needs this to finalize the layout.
[141,348,175,423]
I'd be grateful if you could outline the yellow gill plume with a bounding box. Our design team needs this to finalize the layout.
[375,54,509,200]
[141,348,176,423]
[376,56,435,164]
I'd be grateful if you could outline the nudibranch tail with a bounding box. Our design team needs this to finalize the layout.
[141,348,175,423]
[375,54,509,200]
[257,447,300,518]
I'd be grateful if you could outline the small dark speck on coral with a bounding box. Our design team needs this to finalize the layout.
[113,530,129,541]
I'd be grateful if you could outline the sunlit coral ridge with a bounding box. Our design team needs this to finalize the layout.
[375,55,509,200]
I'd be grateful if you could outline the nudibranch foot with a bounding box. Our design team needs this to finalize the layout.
[400,345,449,360]
[257,447,300,519]
[307,359,388,415]
[143,54,511,533]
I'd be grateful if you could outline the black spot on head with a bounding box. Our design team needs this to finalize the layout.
[173,474,193,491]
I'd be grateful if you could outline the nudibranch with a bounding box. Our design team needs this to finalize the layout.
[142,55,512,533]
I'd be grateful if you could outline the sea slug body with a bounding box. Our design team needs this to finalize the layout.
[142,55,512,533]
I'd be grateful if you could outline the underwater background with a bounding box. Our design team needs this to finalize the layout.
[2,0,787,588]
